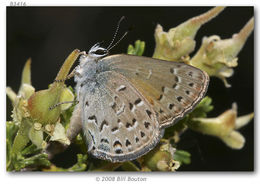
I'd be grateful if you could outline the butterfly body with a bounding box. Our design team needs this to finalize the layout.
[74,44,209,162]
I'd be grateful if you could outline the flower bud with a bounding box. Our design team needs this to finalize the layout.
[153,7,225,61]
[190,103,253,149]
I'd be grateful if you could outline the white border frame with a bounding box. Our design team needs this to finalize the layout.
[1,1,258,185]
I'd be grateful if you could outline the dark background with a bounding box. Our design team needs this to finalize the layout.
[7,7,254,171]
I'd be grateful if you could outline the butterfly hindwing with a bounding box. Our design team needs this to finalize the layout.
[81,70,163,162]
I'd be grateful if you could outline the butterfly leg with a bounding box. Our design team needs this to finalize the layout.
[49,100,78,110]
[66,104,83,141]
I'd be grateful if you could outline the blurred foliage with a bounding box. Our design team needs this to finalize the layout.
[6,7,254,172]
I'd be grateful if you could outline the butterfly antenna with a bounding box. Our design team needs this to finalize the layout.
[107,30,128,51]
[106,16,125,50]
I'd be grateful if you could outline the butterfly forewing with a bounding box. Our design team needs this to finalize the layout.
[81,70,163,162]
[104,54,209,128]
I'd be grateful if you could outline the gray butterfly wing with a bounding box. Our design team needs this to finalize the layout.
[81,71,164,162]
[103,54,209,129]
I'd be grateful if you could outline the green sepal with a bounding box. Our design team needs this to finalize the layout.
[127,40,145,56]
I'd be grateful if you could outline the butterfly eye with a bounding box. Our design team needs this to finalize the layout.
[89,46,108,58]
[94,49,108,55]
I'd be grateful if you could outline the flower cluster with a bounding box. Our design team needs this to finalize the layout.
[6,7,254,171]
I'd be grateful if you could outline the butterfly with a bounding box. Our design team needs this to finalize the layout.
[69,42,209,162]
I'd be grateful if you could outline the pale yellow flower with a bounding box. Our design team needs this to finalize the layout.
[190,103,254,149]
[190,17,254,87]
[153,7,225,61]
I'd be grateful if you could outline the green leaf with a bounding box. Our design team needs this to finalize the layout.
[21,144,42,156]
[189,96,213,118]
[121,161,140,171]
[174,150,191,165]
[6,121,19,146]
[24,153,51,168]
[127,40,145,56]
[68,154,88,171]
[9,153,51,171]
[12,118,32,155]
[6,121,19,166]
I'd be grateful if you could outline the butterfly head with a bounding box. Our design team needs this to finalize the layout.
[88,43,109,58]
